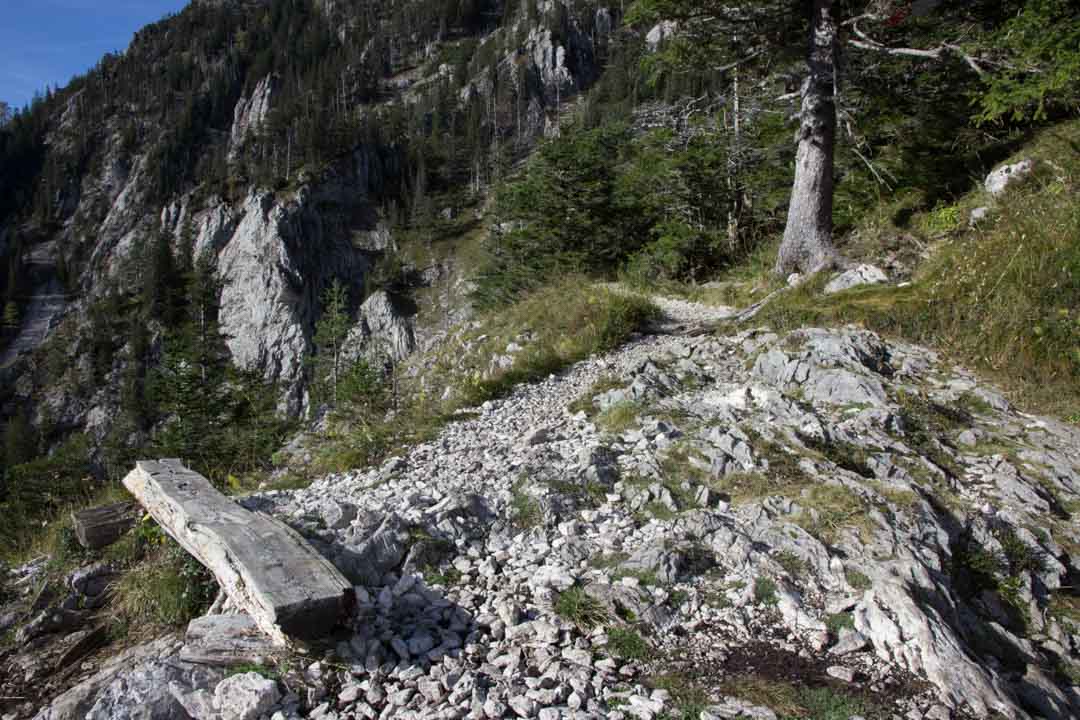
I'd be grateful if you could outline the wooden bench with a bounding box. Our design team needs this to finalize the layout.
[123,459,354,645]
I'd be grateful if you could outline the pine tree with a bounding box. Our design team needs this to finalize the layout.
[313,279,353,408]
[1,412,37,473]
[630,0,1041,276]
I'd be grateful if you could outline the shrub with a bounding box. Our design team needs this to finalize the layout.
[754,576,779,606]
[845,569,872,591]
[474,120,756,306]
[1,434,97,559]
[997,526,1046,575]
[774,550,806,579]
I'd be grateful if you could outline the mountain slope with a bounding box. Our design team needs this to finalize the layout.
[16,293,1080,719]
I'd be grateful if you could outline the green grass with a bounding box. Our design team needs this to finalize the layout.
[793,485,876,545]
[607,626,652,661]
[568,375,627,416]
[736,119,1080,419]
[554,586,610,630]
[825,612,855,636]
[642,501,679,522]
[1048,591,1080,629]
[227,663,281,679]
[449,278,659,407]
[709,430,814,505]
[0,447,129,564]
[595,401,643,434]
[312,277,657,477]
[546,476,608,508]
[510,480,543,529]
[868,481,920,511]
[660,443,708,493]
[112,535,217,630]
[590,552,631,570]
[774,550,807,579]
[720,677,882,720]
[423,566,462,588]
[797,432,876,479]
[613,568,662,587]
[647,673,710,720]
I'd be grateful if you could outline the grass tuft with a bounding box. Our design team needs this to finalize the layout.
[112,533,217,630]
[510,479,543,529]
[554,585,610,630]
[595,401,643,435]
[607,626,652,661]
[646,673,710,720]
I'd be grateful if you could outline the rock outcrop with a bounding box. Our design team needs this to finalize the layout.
[228,74,280,163]
[341,290,417,366]
[824,264,888,294]
[985,159,1035,197]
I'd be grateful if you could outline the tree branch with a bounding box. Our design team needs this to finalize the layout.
[711,48,766,74]
[847,21,986,77]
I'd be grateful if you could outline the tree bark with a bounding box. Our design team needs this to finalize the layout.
[775,0,838,277]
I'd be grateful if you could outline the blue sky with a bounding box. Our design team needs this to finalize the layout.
[1,0,191,111]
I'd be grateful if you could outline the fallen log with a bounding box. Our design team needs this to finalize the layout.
[71,502,139,550]
[123,459,353,645]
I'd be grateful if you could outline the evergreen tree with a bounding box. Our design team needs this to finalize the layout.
[2,412,37,474]
[629,0,1079,275]
[313,279,353,408]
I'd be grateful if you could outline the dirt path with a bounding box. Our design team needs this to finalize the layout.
[603,282,737,331]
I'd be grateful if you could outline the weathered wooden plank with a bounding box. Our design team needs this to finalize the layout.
[71,502,139,550]
[122,459,354,645]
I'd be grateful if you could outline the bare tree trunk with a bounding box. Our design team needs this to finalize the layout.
[775,0,838,277]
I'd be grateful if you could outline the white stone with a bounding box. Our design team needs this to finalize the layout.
[213,672,282,720]
[985,159,1034,196]
[824,265,888,295]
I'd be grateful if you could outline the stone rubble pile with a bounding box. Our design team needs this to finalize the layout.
[26,319,1080,720]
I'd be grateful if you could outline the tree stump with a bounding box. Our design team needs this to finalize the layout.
[71,502,139,550]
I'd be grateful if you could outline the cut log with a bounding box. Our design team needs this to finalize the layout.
[71,502,139,550]
[123,459,354,645]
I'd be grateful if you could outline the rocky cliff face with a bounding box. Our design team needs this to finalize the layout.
[0,0,619,449]
[227,74,280,163]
